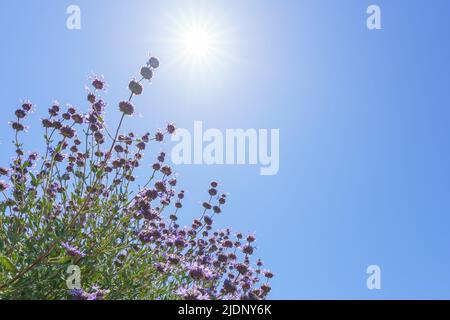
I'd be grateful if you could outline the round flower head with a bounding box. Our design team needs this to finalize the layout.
[60,126,76,139]
[42,118,53,128]
[119,101,135,115]
[247,234,256,243]
[243,244,254,255]
[155,131,164,142]
[176,286,208,300]
[260,283,271,295]
[140,66,153,80]
[11,122,24,131]
[61,242,86,257]
[148,56,160,69]
[167,123,176,134]
[129,80,143,95]
[71,114,84,124]
[93,100,105,114]
[67,106,76,114]
[15,109,26,119]
[22,101,33,112]
[161,165,172,176]
[69,288,87,300]
[136,141,146,150]
[157,152,166,162]
[49,103,60,116]
[91,76,106,91]
[263,270,274,279]
[0,180,9,192]
[87,93,96,104]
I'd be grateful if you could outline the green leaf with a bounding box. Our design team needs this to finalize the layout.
[29,172,39,186]
[0,255,17,274]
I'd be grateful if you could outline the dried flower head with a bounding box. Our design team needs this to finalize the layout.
[119,101,135,115]
[129,80,143,95]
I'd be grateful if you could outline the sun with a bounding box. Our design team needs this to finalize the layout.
[158,5,234,82]
[180,24,215,59]
[173,18,224,68]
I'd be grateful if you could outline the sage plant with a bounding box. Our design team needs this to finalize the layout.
[0,56,273,300]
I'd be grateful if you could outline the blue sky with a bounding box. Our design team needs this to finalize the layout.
[1,0,450,299]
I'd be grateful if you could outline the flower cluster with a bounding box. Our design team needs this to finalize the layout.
[0,56,273,300]
[69,286,110,300]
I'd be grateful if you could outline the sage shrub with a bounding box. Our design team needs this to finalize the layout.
[0,56,273,300]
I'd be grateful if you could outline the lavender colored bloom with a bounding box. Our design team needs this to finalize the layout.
[71,113,84,124]
[87,286,109,300]
[15,109,26,119]
[0,180,9,192]
[155,131,164,142]
[61,242,86,257]
[129,80,143,95]
[262,270,274,279]
[60,126,76,139]
[176,286,208,300]
[242,244,254,255]
[11,122,24,131]
[93,100,105,114]
[92,77,106,90]
[187,263,213,281]
[235,263,249,275]
[223,279,237,293]
[148,56,160,69]
[22,102,33,112]
[140,66,153,80]
[167,123,176,134]
[69,288,87,300]
[119,100,135,115]
[174,236,186,249]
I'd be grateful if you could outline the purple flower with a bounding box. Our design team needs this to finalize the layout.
[0,180,9,192]
[129,80,143,95]
[60,126,76,139]
[167,123,176,134]
[176,286,209,300]
[187,263,213,281]
[119,101,135,115]
[11,122,24,131]
[148,56,160,69]
[155,131,164,142]
[69,288,87,300]
[15,109,27,119]
[61,242,86,257]
[140,66,153,80]
[21,101,33,112]
[262,270,274,279]
[91,75,106,91]
[242,244,254,255]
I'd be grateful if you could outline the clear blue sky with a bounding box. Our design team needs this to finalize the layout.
[1,0,450,299]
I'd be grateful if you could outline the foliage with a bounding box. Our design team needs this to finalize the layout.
[0,57,273,300]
